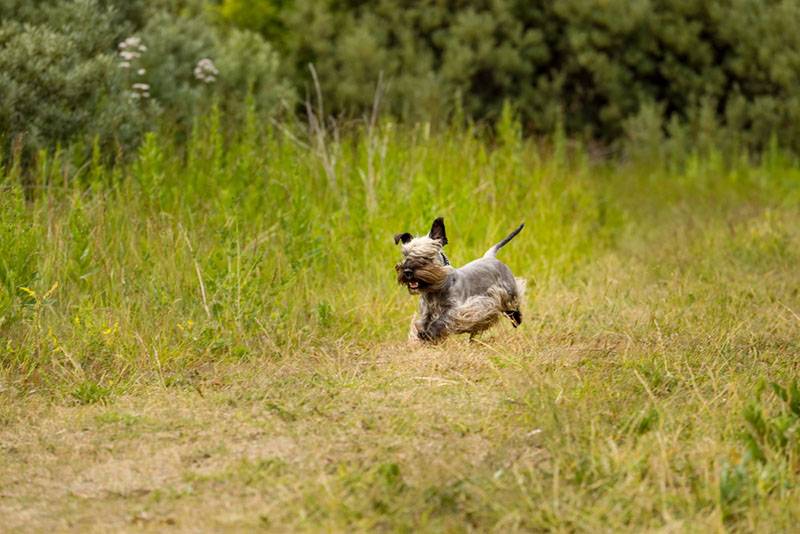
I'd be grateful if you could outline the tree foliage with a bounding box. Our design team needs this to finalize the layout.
[234,0,800,152]
[3,0,800,154]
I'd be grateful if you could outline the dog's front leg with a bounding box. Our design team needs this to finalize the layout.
[418,315,449,343]
[407,313,423,345]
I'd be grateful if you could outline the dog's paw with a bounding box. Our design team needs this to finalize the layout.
[418,324,446,343]
[505,310,522,327]
[418,329,435,342]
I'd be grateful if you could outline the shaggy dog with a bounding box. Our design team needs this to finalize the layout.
[395,217,525,343]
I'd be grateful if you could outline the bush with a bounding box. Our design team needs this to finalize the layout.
[138,12,294,134]
[5,0,800,155]
[215,28,294,121]
[0,0,150,158]
[213,0,288,42]
[221,0,800,153]
[0,0,294,159]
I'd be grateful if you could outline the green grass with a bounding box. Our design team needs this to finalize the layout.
[2,115,800,531]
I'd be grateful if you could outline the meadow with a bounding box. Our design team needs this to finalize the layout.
[2,112,800,531]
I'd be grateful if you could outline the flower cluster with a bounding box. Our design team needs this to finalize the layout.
[194,58,219,84]
[118,36,150,100]
[131,82,150,99]
[118,36,146,69]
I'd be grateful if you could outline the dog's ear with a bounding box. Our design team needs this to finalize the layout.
[394,232,413,245]
[428,217,447,245]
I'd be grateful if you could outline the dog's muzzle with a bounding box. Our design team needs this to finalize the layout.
[403,269,419,289]
[396,265,418,289]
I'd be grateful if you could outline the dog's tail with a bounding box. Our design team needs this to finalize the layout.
[483,223,524,258]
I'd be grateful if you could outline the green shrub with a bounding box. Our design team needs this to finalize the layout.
[137,11,217,129]
[213,0,287,42]
[720,379,800,520]
[0,0,293,158]
[71,380,113,405]
[223,0,800,153]
[214,28,294,120]
[6,0,800,155]
[0,0,150,158]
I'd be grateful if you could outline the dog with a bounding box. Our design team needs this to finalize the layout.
[394,217,525,343]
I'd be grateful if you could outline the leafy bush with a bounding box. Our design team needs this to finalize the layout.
[71,380,113,405]
[5,0,800,155]
[214,28,294,121]
[213,0,288,42]
[0,0,150,157]
[0,0,293,158]
[221,0,800,153]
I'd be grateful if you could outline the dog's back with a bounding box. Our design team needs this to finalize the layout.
[451,258,518,300]
[452,220,525,302]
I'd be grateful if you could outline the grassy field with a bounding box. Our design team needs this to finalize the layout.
[2,116,800,531]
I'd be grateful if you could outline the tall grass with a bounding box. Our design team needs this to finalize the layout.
[0,113,598,390]
[1,110,799,397]
[3,113,800,530]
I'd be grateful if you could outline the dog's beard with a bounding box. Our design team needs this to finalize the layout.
[397,263,450,293]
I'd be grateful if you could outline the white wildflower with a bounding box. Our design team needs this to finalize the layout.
[129,81,151,100]
[119,36,142,51]
[119,37,151,100]
[194,58,219,84]
[117,37,146,69]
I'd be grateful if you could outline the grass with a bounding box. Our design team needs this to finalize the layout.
[2,113,800,531]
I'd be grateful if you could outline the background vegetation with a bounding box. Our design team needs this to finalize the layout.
[4,0,800,156]
[2,0,800,531]
[267,0,800,153]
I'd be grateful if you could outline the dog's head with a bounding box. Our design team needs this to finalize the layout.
[394,217,451,294]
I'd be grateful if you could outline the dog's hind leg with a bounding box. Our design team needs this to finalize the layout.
[504,278,525,328]
[504,309,522,327]
[449,294,503,335]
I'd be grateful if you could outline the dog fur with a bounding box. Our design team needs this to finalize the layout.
[394,217,525,343]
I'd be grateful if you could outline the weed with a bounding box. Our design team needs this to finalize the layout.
[742,380,800,466]
[71,381,112,405]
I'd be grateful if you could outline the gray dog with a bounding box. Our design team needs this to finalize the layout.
[395,217,525,343]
